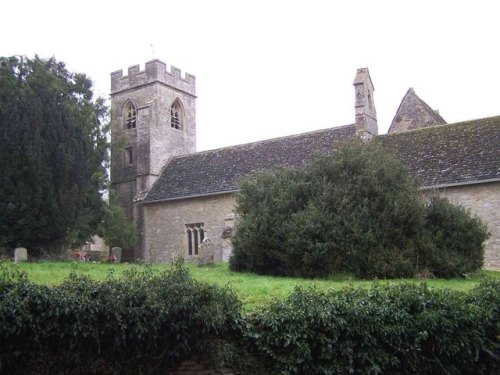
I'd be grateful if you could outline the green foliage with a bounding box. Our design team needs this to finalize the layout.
[231,140,424,278]
[230,167,310,276]
[230,140,488,278]
[98,190,138,249]
[422,196,489,277]
[247,280,500,374]
[5,261,498,313]
[1,262,498,374]
[0,261,243,374]
[0,56,109,255]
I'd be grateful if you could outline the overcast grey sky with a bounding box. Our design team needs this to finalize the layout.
[2,0,499,151]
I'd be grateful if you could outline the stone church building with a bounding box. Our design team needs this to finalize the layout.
[110,60,499,270]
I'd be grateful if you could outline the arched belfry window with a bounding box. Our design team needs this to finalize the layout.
[124,101,137,130]
[170,100,183,130]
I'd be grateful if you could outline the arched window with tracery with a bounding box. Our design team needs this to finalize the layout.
[170,100,183,130]
[186,223,204,256]
[124,101,137,129]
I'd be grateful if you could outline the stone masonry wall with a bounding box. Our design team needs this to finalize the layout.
[110,60,196,260]
[143,193,236,263]
[388,88,446,134]
[144,181,500,270]
[428,181,500,270]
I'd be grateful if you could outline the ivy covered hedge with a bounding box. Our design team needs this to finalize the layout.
[247,280,499,374]
[0,263,498,374]
[0,262,243,374]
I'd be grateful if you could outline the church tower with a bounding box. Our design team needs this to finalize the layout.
[353,68,378,139]
[110,59,196,260]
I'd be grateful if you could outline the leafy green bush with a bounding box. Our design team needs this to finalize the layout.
[230,167,311,276]
[246,280,500,374]
[230,140,488,279]
[422,196,489,277]
[230,140,424,278]
[1,262,498,374]
[0,261,243,374]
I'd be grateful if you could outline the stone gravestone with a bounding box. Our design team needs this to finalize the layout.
[111,247,122,263]
[14,247,28,263]
[89,251,102,262]
[198,238,214,266]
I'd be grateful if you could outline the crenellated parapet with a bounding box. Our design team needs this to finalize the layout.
[111,59,196,96]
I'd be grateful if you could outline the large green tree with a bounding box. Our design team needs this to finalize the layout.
[0,56,109,255]
[230,140,488,278]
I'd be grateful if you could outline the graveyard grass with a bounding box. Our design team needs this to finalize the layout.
[4,261,499,312]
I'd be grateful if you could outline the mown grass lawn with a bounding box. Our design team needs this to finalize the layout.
[3,261,499,312]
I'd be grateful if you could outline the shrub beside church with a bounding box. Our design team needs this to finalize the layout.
[230,140,489,278]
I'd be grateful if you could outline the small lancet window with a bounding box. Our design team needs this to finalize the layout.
[193,228,199,256]
[125,147,133,165]
[125,102,137,129]
[170,100,183,130]
[187,229,193,256]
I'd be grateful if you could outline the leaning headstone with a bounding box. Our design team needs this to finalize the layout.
[111,247,122,263]
[14,247,28,263]
[198,238,214,266]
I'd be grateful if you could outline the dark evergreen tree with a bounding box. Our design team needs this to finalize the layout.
[230,140,488,278]
[0,56,109,256]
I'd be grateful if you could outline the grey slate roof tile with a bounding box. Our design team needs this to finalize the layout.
[144,125,356,202]
[145,115,500,203]
[378,116,500,187]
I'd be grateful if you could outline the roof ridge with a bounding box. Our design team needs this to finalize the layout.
[172,123,355,160]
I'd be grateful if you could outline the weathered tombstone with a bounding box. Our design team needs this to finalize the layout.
[111,247,122,263]
[89,251,102,262]
[14,247,28,263]
[198,238,214,266]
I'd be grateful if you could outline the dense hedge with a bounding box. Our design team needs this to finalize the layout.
[1,263,498,374]
[230,140,489,278]
[0,262,243,374]
[247,280,500,374]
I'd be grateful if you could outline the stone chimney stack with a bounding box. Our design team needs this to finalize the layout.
[353,68,378,140]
